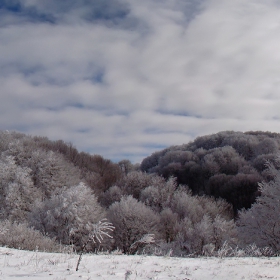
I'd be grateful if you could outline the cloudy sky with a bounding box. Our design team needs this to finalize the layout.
[1,0,280,162]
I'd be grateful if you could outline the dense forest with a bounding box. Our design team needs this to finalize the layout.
[141,131,280,214]
[0,130,280,256]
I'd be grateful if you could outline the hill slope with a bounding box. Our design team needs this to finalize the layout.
[141,131,280,213]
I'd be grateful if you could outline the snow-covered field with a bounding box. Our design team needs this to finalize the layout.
[0,247,280,280]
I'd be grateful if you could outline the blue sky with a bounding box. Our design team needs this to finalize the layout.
[1,0,280,163]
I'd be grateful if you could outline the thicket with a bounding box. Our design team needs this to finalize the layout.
[0,130,280,256]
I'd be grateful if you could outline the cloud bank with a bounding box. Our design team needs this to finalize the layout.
[1,0,280,162]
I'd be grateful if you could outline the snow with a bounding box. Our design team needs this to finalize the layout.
[0,247,280,279]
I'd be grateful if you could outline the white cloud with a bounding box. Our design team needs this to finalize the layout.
[1,0,280,162]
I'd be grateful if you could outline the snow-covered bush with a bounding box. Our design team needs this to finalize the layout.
[107,196,161,254]
[166,189,236,255]
[175,214,236,255]
[29,183,105,250]
[0,220,59,252]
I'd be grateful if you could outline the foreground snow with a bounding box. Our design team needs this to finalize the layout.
[0,247,280,279]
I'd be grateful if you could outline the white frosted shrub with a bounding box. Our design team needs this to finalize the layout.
[29,182,105,250]
[168,189,236,255]
[107,196,161,254]
[0,220,59,252]
[174,214,236,255]
[212,215,237,249]
[176,215,214,254]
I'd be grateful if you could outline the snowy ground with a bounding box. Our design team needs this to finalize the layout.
[0,247,280,279]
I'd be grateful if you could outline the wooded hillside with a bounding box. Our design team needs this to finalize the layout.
[0,130,280,256]
[141,131,280,213]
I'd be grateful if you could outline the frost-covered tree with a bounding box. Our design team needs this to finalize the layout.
[0,131,20,153]
[84,155,122,194]
[0,155,42,221]
[237,158,280,251]
[159,208,179,243]
[175,214,236,255]
[29,183,104,249]
[167,189,236,255]
[118,159,134,175]
[107,196,161,253]
[170,190,232,222]
[117,171,163,199]
[6,138,81,198]
[99,185,123,208]
[254,138,279,156]
[26,149,81,197]
[139,177,177,212]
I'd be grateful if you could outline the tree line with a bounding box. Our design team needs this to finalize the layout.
[0,130,279,256]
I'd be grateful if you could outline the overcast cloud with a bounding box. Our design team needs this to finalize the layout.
[1,0,280,162]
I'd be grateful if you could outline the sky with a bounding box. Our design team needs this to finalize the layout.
[1,0,280,163]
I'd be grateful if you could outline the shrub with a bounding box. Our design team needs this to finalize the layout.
[0,220,59,252]
[29,182,105,250]
[107,196,161,254]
